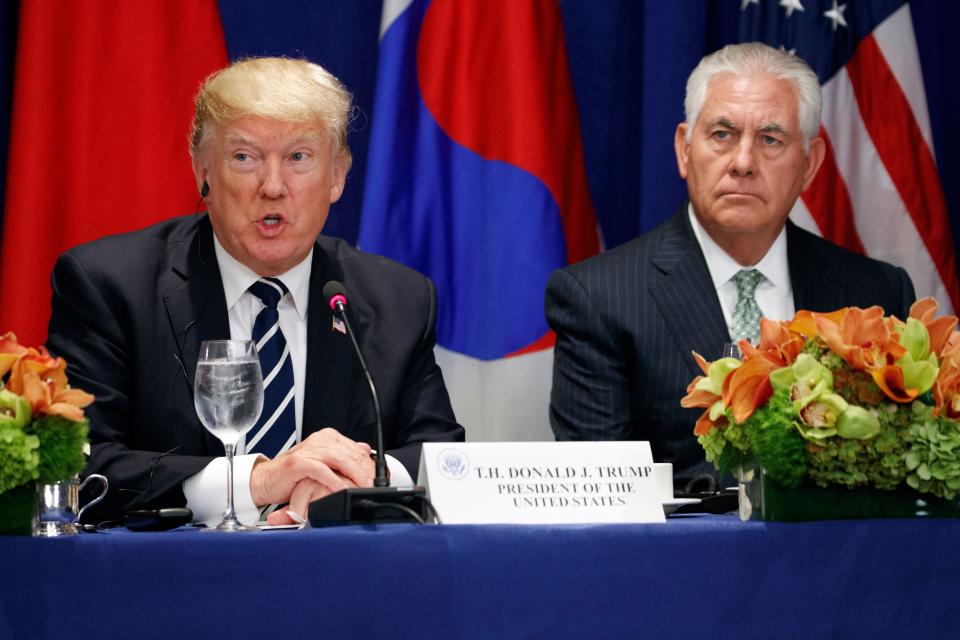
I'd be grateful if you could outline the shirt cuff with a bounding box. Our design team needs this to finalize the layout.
[385,454,413,487]
[183,454,264,527]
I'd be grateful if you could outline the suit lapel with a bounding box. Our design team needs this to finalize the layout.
[302,240,358,437]
[648,209,730,370]
[787,221,846,312]
[161,216,229,453]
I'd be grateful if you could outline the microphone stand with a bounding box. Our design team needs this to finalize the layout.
[332,297,388,488]
[307,282,430,526]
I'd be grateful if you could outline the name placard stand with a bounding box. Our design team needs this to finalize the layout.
[418,441,665,524]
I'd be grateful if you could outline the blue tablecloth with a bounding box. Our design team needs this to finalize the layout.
[1,515,956,639]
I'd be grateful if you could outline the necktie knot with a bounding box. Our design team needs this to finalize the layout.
[248,278,288,310]
[733,269,763,297]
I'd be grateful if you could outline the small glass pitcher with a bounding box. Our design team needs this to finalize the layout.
[33,474,108,537]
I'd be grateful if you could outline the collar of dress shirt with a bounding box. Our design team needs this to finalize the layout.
[212,234,312,320]
[686,203,790,294]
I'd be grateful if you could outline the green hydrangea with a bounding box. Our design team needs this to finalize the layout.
[0,424,40,494]
[28,416,89,485]
[745,388,807,488]
[698,421,746,476]
[806,402,907,490]
[902,402,960,499]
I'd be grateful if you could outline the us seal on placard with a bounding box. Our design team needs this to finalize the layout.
[438,448,469,480]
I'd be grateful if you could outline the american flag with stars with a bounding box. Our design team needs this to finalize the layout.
[739,0,958,313]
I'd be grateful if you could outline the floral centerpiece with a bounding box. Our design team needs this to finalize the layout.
[681,299,960,520]
[0,332,94,534]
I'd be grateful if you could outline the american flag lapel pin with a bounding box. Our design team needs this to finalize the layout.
[332,316,346,334]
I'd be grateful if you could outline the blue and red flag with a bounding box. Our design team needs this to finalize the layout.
[741,0,959,313]
[359,0,600,440]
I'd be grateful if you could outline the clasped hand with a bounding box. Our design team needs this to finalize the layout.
[249,428,375,525]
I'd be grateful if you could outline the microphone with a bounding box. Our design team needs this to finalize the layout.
[322,280,387,488]
[306,280,430,526]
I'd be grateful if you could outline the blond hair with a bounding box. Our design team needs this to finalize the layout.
[189,57,353,167]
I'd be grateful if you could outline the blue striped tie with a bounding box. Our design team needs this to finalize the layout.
[245,277,296,458]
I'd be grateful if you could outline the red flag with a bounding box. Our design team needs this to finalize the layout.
[0,1,229,346]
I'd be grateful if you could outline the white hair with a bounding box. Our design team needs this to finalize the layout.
[684,42,822,151]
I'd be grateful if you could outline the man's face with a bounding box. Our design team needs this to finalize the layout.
[195,116,348,276]
[674,72,824,258]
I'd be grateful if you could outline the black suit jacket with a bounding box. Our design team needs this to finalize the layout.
[47,215,463,522]
[545,207,916,484]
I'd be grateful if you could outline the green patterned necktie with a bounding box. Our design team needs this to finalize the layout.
[730,269,764,344]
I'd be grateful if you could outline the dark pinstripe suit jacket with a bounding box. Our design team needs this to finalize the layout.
[545,207,916,484]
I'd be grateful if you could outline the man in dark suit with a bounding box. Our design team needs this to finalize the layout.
[546,43,915,487]
[47,57,463,526]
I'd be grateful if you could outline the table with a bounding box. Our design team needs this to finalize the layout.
[1,515,956,638]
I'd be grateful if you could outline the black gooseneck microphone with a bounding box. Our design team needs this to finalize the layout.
[305,280,430,526]
[322,280,388,488]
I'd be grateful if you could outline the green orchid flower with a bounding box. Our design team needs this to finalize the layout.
[694,357,741,396]
[693,357,741,424]
[0,388,31,430]
[893,318,939,395]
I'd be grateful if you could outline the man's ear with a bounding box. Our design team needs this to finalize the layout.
[801,135,826,191]
[674,123,690,180]
[192,159,209,196]
[329,154,350,204]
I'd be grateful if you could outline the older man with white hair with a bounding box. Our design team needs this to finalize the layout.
[47,57,463,527]
[546,43,915,488]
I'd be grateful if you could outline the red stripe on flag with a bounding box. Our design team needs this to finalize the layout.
[507,330,556,358]
[845,35,960,311]
[0,0,229,346]
[800,126,866,255]
[417,0,600,266]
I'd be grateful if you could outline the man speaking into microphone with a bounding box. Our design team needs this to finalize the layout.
[45,57,464,527]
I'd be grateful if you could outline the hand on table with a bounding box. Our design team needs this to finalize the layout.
[249,428,375,523]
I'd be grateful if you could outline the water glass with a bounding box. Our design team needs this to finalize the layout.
[194,340,263,532]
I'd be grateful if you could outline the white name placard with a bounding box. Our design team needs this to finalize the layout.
[418,441,665,524]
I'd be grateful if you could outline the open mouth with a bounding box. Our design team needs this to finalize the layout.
[256,214,287,236]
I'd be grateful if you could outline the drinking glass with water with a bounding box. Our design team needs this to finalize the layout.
[194,340,263,532]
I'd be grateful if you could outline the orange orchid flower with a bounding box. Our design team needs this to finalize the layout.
[933,347,960,419]
[19,370,94,421]
[741,318,804,366]
[787,308,848,340]
[721,353,778,424]
[0,332,29,378]
[6,348,69,396]
[815,305,906,371]
[681,352,733,436]
[871,365,920,404]
[0,334,94,421]
[681,352,721,436]
[908,297,958,358]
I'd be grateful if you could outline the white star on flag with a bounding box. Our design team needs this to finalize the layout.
[779,0,804,18]
[824,0,848,31]
[740,0,759,11]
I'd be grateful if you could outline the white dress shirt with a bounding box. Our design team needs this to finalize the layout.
[183,235,412,526]
[687,205,795,338]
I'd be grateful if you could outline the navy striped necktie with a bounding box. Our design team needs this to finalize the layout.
[245,277,296,458]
